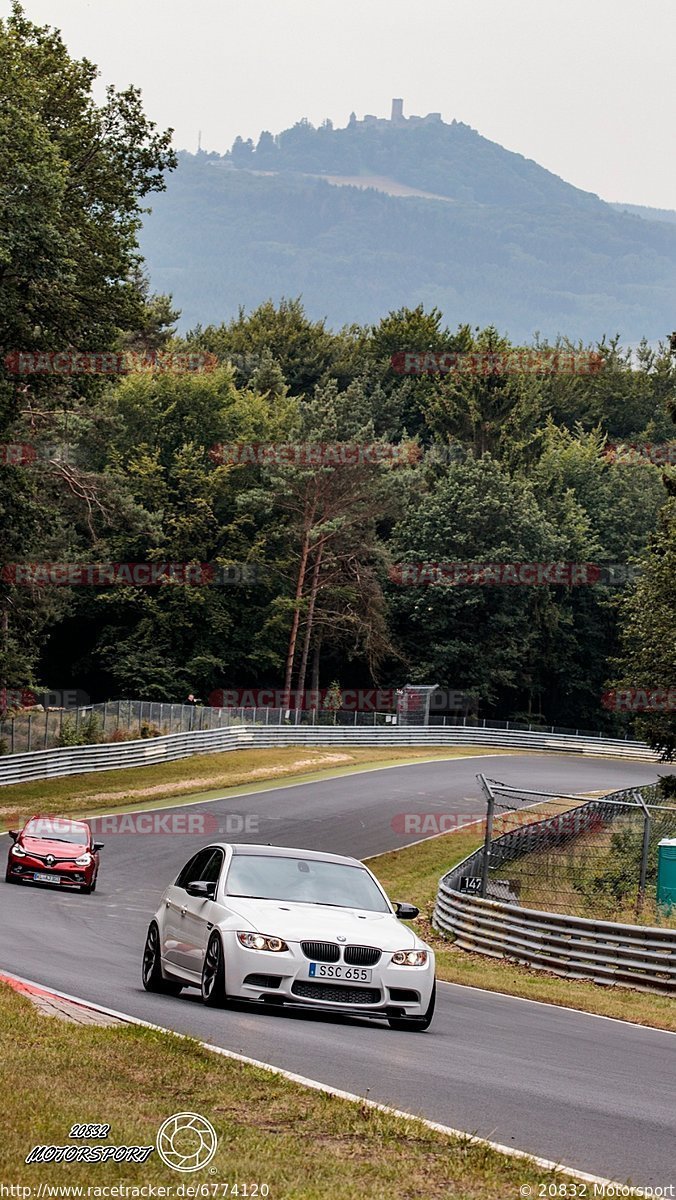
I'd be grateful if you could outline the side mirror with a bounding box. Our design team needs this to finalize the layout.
[395,901,420,920]
[93,842,104,852]
[186,880,216,899]
[8,831,19,842]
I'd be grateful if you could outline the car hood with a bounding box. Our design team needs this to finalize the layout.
[21,837,88,857]
[221,897,420,950]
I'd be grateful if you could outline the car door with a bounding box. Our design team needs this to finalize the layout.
[177,848,225,976]
[162,848,215,973]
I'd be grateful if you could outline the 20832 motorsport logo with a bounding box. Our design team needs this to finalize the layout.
[24,1114,218,1172]
[155,1114,218,1173]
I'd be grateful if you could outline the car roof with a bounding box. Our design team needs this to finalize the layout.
[221,843,363,868]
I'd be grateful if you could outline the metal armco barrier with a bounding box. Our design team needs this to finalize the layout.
[0,723,657,787]
[433,791,676,993]
[433,887,676,992]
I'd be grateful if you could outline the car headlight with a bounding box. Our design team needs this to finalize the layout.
[11,844,26,857]
[391,949,428,966]
[237,932,288,952]
[74,852,92,866]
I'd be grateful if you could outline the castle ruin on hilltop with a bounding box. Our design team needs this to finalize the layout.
[348,99,443,129]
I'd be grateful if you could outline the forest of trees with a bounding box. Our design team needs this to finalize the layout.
[1,5,675,755]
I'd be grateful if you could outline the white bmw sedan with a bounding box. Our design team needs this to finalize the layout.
[142,843,436,1031]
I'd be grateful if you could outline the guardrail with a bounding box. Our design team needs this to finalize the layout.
[433,887,676,992]
[0,723,657,787]
[433,791,676,993]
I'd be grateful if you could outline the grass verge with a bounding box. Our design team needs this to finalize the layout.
[0,982,571,1198]
[369,821,676,1033]
[0,745,506,829]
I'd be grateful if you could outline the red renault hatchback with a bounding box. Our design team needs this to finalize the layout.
[5,816,103,893]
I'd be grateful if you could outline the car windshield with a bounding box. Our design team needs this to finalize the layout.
[24,819,88,844]
[225,854,391,913]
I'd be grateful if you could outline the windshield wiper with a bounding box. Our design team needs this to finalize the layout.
[227,894,277,900]
[228,895,346,906]
[27,836,76,843]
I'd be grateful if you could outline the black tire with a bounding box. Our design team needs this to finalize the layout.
[201,932,228,1007]
[90,872,97,894]
[81,881,92,894]
[5,870,16,884]
[388,981,436,1031]
[142,922,183,995]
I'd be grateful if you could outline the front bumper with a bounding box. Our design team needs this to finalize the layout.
[224,934,435,1016]
[6,857,93,888]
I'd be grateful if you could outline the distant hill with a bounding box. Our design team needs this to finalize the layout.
[139,111,676,340]
[610,202,676,225]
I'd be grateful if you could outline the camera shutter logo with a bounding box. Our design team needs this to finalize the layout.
[156,1112,218,1172]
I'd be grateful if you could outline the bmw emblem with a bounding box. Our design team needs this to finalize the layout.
[336,936,347,943]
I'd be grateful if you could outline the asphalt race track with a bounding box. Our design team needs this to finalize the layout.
[2,754,675,1185]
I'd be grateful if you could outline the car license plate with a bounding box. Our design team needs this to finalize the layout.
[308,963,372,982]
[33,871,60,883]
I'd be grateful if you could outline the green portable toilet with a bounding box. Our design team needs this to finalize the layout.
[656,838,676,909]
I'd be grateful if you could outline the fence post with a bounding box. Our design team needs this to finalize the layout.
[634,789,652,916]
[27,713,32,752]
[478,774,496,898]
[44,710,49,749]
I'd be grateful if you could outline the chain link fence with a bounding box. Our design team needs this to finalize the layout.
[0,699,645,757]
[0,701,401,754]
[447,776,676,923]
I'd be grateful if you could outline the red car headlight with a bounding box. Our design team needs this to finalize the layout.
[74,852,92,867]
[10,845,26,857]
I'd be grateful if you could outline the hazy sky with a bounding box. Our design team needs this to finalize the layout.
[5,0,675,208]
